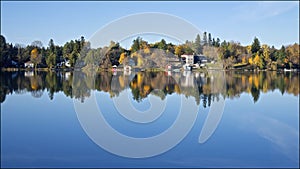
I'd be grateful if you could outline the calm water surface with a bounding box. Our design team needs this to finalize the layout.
[1,70,299,168]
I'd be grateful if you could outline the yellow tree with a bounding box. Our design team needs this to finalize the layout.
[248,57,253,65]
[262,44,271,68]
[175,45,184,57]
[253,53,264,69]
[30,48,41,69]
[143,46,150,54]
[286,43,299,68]
[262,45,270,60]
[242,56,247,63]
[246,45,252,54]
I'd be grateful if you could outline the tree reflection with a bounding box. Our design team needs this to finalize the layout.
[0,70,299,107]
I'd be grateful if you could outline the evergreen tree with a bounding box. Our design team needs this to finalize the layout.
[212,38,216,47]
[0,35,7,67]
[131,37,142,53]
[203,32,208,46]
[48,39,55,53]
[194,34,201,54]
[157,39,167,50]
[208,33,212,46]
[46,39,57,68]
[251,37,261,54]
[216,38,221,47]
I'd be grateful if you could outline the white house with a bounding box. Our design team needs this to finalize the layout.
[25,61,34,68]
[181,55,194,65]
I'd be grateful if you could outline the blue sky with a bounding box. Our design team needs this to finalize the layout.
[1,1,299,49]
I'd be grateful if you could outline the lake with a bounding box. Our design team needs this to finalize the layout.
[1,70,299,168]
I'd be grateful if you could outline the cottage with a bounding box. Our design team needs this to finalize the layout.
[181,54,209,70]
[181,55,194,65]
[25,61,34,68]
[194,55,208,64]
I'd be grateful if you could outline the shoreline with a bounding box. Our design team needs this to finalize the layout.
[1,68,299,73]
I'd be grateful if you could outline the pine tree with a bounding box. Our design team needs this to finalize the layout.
[251,37,261,54]
[216,38,220,47]
[194,34,201,54]
[203,32,208,46]
[208,33,212,46]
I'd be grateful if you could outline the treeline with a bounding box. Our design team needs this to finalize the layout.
[217,37,299,70]
[0,35,87,69]
[0,33,299,70]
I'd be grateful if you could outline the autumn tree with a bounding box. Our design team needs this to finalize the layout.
[286,43,299,68]
[253,53,264,69]
[261,44,271,69]
[30,48,41,69]
[203,46,218,61]
[175,45,184,57]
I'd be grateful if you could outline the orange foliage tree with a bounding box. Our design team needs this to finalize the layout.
[30,48,41,69]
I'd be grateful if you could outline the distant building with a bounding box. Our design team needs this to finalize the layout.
[181,54,209,70]
[25,61,34,68]
[181,55,194,65]
[194,55,208,64]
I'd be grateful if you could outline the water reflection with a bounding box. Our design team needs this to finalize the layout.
[1,70,299,105]
[1,70,299,167]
